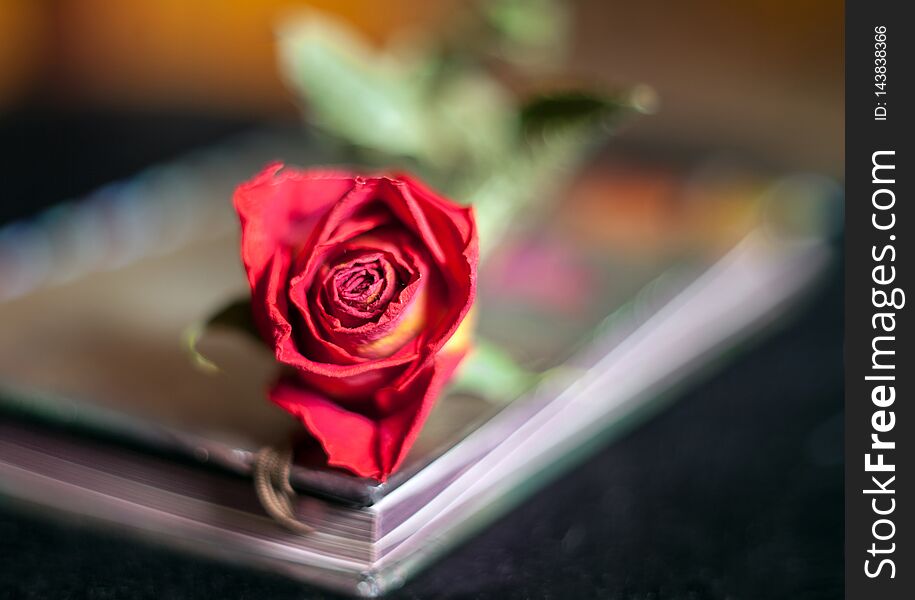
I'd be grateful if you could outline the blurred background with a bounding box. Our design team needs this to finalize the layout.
[0,1,844,598]
[1,0,842,220]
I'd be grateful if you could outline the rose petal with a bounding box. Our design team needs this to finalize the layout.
[376,346,467,475]
[269,379,382,478]
[234,163,357,293]
[269,347,467,480]
[309,240,430,359]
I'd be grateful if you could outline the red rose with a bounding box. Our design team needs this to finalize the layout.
[234,164,477,480]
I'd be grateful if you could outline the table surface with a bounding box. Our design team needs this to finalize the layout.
[0,111,843,600]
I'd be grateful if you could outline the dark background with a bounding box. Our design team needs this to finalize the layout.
[0,109,842,600]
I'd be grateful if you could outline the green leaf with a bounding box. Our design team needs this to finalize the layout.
[184,297,262,373]
[277,12,435,164]
[479,0,570,69]
[461,111,600,258]
[276,10,517,177]
[519,91,629,138]
[449,338,538,403]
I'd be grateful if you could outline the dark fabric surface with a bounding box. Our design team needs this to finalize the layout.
[0,111,843,600]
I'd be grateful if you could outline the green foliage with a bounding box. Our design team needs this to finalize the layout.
[448,339,539,403]
[185,298,260,372]
[520,91,629,137]
[277,10,516,178]
[275,1,647,224]
[479,0,571,68]
[278,13,430,163]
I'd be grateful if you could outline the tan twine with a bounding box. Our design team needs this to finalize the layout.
[253,444,314,535]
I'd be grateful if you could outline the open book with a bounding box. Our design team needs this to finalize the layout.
[0,130,833,596]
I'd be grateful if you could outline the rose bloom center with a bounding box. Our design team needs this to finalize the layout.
[323,253,400,324]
